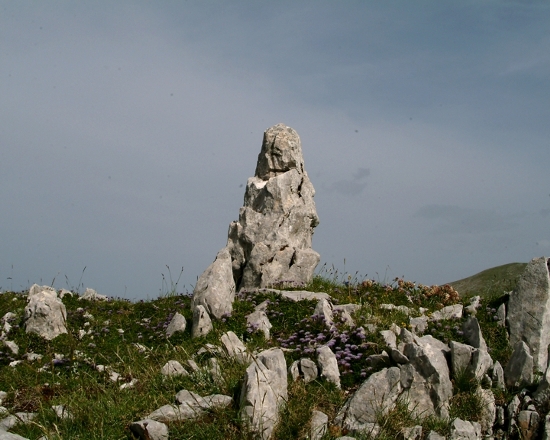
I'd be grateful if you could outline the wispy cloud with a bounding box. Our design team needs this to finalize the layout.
[325,167,370,196]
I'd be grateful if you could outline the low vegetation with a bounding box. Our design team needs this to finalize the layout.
[0,263,521,439]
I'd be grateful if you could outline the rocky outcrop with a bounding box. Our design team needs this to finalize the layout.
[24,285,67,340]
[507,257,550,373]
[192,124,320,321]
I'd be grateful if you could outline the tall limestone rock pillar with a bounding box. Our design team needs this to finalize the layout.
[507,257,550,373]
[192,124,320,319]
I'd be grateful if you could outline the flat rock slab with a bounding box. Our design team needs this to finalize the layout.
[244,288,331,302]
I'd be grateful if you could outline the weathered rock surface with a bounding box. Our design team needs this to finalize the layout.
[166,312,186,338]
[192,248,236,319]
[24,285,67,340]
[129,419,169,440]
[240,348,287,440]
[191,305,212,338]
[508,256,550,373]
[430,304,463,321]
[316,345,341,388]
[147,389,232,423]
[450,418,482,439]
[192,124,320,320]
[403,336,453,419]
[518,410,540,440]
[221,331,250,364]
[335,367,401,433]
[310,410,328,440]
[246,309,272,339]
[477,388,496,435]
[0,432,30,440]
[462,316,487,351]
[160,360,189,377]
[505,341,534,388]
[79,288,108,301]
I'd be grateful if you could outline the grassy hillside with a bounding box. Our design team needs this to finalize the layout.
[447,262,527,299]
[0,265,517,439]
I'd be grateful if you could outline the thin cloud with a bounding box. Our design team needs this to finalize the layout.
[326,167,370,196]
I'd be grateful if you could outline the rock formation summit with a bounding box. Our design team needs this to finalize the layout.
[192,124,320,319]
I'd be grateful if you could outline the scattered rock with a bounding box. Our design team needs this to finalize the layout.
[409,316,428,334]
[3,341,18,355]
[496,303,506,327]
[300,358,318,384]
[160,360,189,377]
[191,305,212,338]
[24,286,67,340]
[0,432,31,440]
[400,425,422,440]
[165,312,186,338]
[240,348,288,440]
[0,412,36,431]
[220,331,249,364]
[310,410,328,440]
[79,288,108,301]
[316,345,340,388]
[246,309,272,339]
[492,360,505,390]
[430,304,463,321]
[129,419,169,440]
[314,298,334,327]
[51,405,73,420]
[465,296,481,315]
[426,432,446,440]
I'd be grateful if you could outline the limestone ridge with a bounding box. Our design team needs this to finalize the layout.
[192,124,320,319]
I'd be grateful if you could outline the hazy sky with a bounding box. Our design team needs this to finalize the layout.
[2,1,550,300]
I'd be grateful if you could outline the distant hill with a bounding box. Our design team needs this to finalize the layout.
[447,262,527,298]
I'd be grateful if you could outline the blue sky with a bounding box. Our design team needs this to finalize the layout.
[2,1,550,299]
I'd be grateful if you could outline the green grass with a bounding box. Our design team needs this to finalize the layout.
[0,261,523,439]
[447,262,526,299]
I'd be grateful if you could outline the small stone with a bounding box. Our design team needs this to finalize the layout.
[79,288,108,301]
[289,360,300,381]
[220,331,249,364]
[129,419,169,440]
[316,345,340,388]
[300,358,318,384]
[400,425,422,440]
[191,305,212,338]
[160,360,189,377]
[166,312,187,338]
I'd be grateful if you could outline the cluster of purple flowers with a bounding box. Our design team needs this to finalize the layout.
[276,313,373,376]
